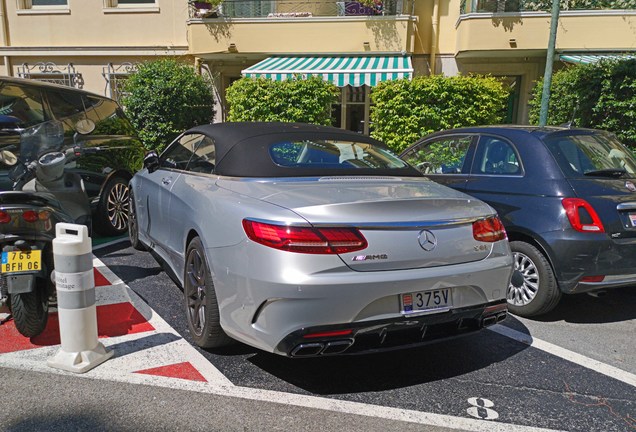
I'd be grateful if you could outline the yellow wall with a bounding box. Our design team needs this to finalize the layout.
[188,18,414,56]
[2,0,187,48]
[456,13,636,54]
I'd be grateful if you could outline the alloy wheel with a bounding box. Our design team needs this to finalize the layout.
[186,248,207,337]
[107,182,129,232]
[507,251,540,306]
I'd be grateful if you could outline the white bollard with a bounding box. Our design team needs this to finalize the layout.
[47,223,113,373]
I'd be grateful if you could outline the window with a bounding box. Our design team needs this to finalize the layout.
[544,133,636,177]
[269,139,407,170]
[402,136,472,174]
[103,0,158,9]
[0,83,46,128]
[32,0,67,5]
[186,137,216,173]
[17,63,84,89]
[17,0,68,11]
[160,134,206,171]
[475,137,521,175]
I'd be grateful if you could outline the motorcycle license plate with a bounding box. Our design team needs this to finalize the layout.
[1,250,42,273]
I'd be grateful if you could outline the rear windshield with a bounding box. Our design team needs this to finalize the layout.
[269,139,408,170]
[544,133,636,177]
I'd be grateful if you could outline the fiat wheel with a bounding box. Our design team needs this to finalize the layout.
[507,241,561,317]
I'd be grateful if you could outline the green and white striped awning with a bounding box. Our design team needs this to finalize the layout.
[241,56,413,87]
[560,54,636,64]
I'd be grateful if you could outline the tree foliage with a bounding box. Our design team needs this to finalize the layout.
[529,58,636,147]
[121,58,214,151]
[225,76,338,125]
[370,75,509,153]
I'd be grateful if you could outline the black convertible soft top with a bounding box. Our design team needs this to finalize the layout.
[186,122,422,178]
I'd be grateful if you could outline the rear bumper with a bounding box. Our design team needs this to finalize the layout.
[541,231,636,294]
[275,301,508,357]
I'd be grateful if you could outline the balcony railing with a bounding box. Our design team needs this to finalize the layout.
[189,0,413,19]
[462,0,636,14]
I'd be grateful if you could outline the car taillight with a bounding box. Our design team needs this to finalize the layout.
[0,211,10,224]
[242,219,368,254]
[22,210,38,223]
[472,216,507,242]
[562,198,605,233]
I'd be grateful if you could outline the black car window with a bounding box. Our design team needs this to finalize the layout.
[544,133,636,177]
[160,133,205,170]
[84,96,136,136]
[45,89,93,138]
[185,136,215,174]
[0,83,46,127]
[475,137,521,175]
[269,139,407,170]
[402,136,472,174]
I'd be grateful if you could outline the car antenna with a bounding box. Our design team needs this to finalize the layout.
[559,106,578,129]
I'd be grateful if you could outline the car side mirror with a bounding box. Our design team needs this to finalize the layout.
[143,151,160,173]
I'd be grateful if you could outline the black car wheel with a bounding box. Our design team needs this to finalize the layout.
[96,177,129,236]
[507,241,561,317]
[128,191,145,251]
[184,237,232,348]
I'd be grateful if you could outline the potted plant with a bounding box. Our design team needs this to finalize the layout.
[190,0,223,17]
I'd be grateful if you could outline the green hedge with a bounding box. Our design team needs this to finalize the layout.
[529,58,636,147]
[370,75,509,153]
[226,76,338,125]
[122,59,214,151]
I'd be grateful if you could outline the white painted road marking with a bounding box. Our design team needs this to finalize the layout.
[489,325,636,388]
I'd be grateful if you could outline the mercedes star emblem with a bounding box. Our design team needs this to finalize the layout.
[418,230,437,251]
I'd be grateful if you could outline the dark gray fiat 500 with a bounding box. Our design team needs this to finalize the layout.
[401,126,636,317]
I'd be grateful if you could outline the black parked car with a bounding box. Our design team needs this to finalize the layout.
[0,77,144,235]
[401,126,636,317]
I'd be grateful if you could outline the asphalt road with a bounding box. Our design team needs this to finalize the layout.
[90,240,636,432]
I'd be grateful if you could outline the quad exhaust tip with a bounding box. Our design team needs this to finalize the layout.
[290,339,354,357]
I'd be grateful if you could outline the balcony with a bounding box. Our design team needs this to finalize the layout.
[189,0,413,19]
[462,0,636,13]
[187,0,416,58]
[456,0,636,56]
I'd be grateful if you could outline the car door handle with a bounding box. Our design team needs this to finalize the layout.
[161,177,172,186]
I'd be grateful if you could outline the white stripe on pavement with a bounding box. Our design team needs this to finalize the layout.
[490,325,636,388]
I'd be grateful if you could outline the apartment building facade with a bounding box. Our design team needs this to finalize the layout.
[2,0,635,131]
[0,0,189,100]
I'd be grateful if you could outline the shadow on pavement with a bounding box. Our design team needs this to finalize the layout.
[245,322,530,395]
[527,287,636,325]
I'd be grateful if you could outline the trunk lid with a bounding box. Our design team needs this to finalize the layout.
[218,176,499,271]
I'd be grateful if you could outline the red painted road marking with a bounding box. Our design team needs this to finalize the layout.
[94,267,111,287]
[0,302,155,354]
[134,362,208,382]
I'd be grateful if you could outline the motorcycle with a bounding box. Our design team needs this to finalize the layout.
[0,118,94,337]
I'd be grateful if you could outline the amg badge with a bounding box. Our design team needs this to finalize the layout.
[352,254,388,261]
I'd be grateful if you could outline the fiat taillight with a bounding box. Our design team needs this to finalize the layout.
[242,219,367,254]
[562,198,605,233]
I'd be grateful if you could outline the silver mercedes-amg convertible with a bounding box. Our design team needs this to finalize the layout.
[129,122,512,357]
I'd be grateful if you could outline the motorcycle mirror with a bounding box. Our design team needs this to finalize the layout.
[0,149,17,166]
[75,119,95,135]
[143,151,160,174]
